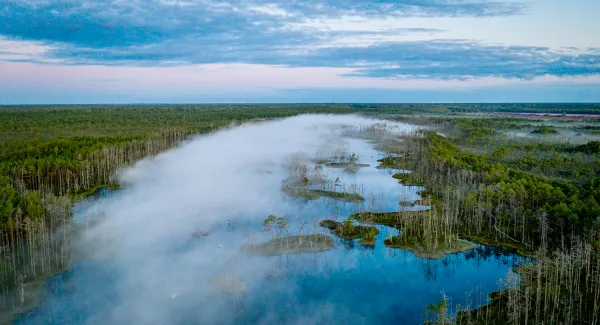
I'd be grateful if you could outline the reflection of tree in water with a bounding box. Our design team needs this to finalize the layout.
[388,244,530,283]
[358,244,375,253]
[265,257,289,282]
[463,245,529,268]
[440,255,459,278]
[421,260,438,282]
[341,239,356,250]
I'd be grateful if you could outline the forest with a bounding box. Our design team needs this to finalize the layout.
[1,104,599,324]
[381,115,600,324]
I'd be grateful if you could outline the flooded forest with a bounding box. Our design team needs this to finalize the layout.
[1,104,599,324]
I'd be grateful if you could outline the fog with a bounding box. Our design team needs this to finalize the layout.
[70,114,420,324]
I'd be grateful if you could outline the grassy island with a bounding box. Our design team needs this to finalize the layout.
[335,224,379,240]
[351,211,410,228]
[376,156,411,169]
[319,220,340,230]
[282,186,365,202]
[319,219,379,245]
[325,162,370,168]
[384,235,476,259]
[358,236,377,246]
[324,162,370,173]
[242,234,334,256]
[392,173,425,186]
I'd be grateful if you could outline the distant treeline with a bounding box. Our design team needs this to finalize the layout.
[2,103,599,118]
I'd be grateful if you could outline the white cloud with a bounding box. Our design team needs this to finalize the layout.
[0,36,62,63]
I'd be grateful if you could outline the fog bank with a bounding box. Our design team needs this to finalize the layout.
[72,114,418,324]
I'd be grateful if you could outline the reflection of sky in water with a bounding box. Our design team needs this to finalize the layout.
[18,137,527,325]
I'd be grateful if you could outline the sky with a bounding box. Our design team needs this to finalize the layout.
[0,0,599,104]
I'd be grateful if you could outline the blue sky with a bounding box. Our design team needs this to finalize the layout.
[0,0,599,104]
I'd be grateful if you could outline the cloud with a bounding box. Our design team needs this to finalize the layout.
[334,41,600,80]
[41,38,600,80]
[0,0,524,50]
[1,0,599,81]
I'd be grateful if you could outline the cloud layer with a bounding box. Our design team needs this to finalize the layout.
[2,0,599,81]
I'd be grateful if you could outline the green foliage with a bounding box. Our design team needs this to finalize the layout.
[0,176,18,225]
[572,141,600,154]
[339,219,355,236]
[275,217,289,238]
[423,132,600,230]
[362,230,376,242]
[446,103,600,114]
[531,125,558,134]
[319,220,340,230]
[263,215,277,227]
[24,191,44,220]
[1,104,390,228]
[0,176,47,225]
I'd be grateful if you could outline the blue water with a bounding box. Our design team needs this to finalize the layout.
[15,137,526,325]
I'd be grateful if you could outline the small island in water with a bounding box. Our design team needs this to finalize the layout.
[320,219,379,246]
[242,234,334,256]
[384,235,476,259]
[350,212,476,258]
[282,186,365,202]
[324,162,370,173]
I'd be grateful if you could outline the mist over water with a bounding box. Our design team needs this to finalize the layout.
[17,115,524,325]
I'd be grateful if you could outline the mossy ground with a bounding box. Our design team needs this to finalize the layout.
[283,186,365,202]
[325,162,370,168]
[319,219,379,245]
[384,235,476,259]
[460,233,534,258]
[351,211,419,228]
[392,173,425,186]
[376,156,410,169]
[335,225,379,240]
[358,237,377,246]
[319,220,339,230]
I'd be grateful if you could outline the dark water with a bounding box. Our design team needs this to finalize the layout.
[15,138,526,325]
